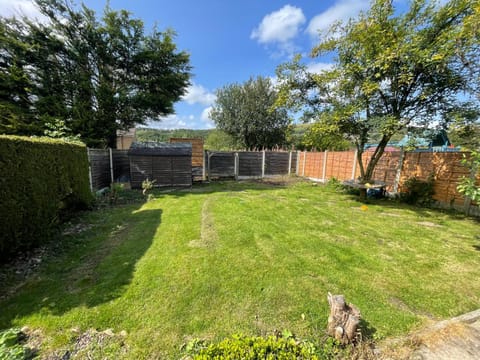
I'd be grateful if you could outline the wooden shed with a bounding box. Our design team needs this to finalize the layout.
[128,142,192,188]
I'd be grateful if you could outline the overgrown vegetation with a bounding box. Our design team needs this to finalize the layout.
[0,328,32,360]
[0,180,478,358]
[401,175,435,206]
[184,333,343,360]
[0,135,92,262]
[457,151,480,202]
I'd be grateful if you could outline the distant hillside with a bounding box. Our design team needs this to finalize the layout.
[136,128,213,142]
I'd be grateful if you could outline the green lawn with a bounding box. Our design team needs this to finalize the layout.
[1,179,479,358]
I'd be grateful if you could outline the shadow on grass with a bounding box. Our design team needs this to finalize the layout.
[149,177,299,198]
[0,206,162,329]
[340,187,478,221]
[358,318,377,340]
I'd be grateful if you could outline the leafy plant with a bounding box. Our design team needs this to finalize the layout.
[457,151,480,202]
[184,333,342,359]
[401,175,435,206]
[0,328,31,360]
[141,178,156,198]
[109,183,125,205]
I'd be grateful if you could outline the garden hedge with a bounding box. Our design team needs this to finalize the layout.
[0,135,93,262]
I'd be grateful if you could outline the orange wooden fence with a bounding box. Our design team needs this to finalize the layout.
[297,150,479,215]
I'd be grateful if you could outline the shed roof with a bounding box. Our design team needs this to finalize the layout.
[128,141,192,156]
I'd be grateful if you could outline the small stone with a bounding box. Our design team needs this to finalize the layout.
[119,330,128,337]
[104,328,114,336]
[21,326,30,333]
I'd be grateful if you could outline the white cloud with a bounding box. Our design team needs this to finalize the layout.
[251,5,306,44]
[306,62,334,74]
[251,5,305,57]
[182,83,216,106]
[148,114,187,129]
[307,0,369,38]
[200,107,215,129]
[0,0,46,21]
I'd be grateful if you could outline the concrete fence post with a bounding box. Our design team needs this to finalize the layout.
[109,148,114,183]
[288,151,292,175]
[87,148,93,193]
[393,147,405,193]
[234,152,239,180]
[351,150,358,180]
[296,151,300,175]
[262,150,266,178]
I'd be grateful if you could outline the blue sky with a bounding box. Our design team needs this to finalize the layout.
[0,0,417,129]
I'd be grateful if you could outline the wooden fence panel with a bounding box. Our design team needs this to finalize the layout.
[303,152,324,179]
[326,151,356,180]
[238,152,263,177]
[265,152,290,175]
[207,152,235,178]
[290,152,298,174]
[112,150,130,181]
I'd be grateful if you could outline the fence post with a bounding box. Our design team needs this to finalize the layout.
[322,150,328,181]
[262,150,266,178]
[393,147,405,193]
[288,151,292,175]
[296,151,300,175]
[87,148,93,193]
[302,151,307,177]
[109,148,114,183]
[351,150,358,180]
[234,152,239,180]
[202,150,206,181]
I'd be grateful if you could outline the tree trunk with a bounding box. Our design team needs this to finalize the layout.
[327,292,361,345]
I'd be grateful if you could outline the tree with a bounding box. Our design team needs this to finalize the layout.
[210,76,290,150]
[204,129,240,150]
[0,0,191,147]
[276,0,476,182]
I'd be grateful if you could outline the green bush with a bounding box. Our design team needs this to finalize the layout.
[0,328,32,360]
[400,175,435,206]
[185,333,342,360]
[0,135,93,261]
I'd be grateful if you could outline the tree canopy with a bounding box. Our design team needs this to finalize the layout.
[210,76,291,150]
[0,0,191,147]
[276,0,477,181]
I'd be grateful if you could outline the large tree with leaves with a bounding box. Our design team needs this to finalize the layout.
[0,0,191,147]
[276,0,477,182]
[210,76,290,150]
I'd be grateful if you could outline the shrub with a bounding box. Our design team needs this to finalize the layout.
[185,333,342,360]
[400,175,435,206]
[0,135,93,261]
[0,328,32,360]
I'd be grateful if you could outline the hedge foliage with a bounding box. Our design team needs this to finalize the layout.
[0,135,93,261]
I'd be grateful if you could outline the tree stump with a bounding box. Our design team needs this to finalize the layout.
[327,292,361,344]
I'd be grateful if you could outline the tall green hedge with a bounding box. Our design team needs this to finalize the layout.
[0,135,93,261]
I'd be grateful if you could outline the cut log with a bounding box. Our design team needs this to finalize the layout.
[327,292,361,344]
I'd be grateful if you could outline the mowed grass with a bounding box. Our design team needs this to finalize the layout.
[1,179,479,358]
